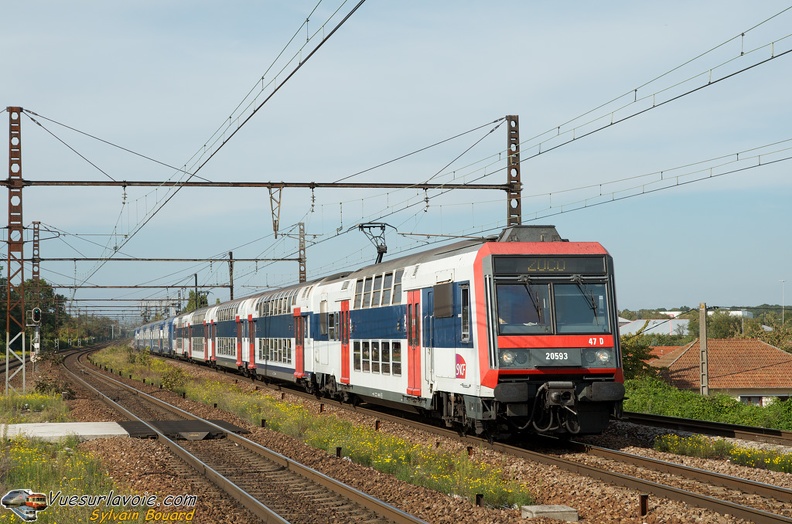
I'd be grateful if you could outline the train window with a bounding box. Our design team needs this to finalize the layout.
[392,270,404,304]
[555,283,610,334]
[433,282,453,318]
[372,274,383,307]
[391,341,402,376]
[353,341,362,371]
[320,300,328,335]
[371,341,381,373]
[381,341,391,374]
[362,341,371,372]
[354,280,364,308]
[461,284,470,342]
[496,283,552,335]
[382,272,393,305]
[328,313,336,340]
[362,278,373,308]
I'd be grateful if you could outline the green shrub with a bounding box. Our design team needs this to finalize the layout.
[625,375,792,430]
[160,366,187,393]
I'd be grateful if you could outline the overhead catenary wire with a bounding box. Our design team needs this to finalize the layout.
[37,1,368,294]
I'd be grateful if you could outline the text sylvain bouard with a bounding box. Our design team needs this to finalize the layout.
[90,507,196,522]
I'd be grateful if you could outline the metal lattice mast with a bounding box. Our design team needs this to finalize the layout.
[298,222,306,283]
[6,107,26,394]
[31,221,41,298]
[506,115,522,226]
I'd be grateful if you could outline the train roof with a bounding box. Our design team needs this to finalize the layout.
[155,226,576,321]
[335,225,570,282]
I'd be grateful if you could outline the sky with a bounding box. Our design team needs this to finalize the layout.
[2,1,791,321]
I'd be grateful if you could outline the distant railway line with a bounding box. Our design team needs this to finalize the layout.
[624,411,792,447]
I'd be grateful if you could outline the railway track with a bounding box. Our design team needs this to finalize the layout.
[624,411,792,447]
[355,408,792,523]
[61,350,427,524]
[77,349,792,522]
[239,371,792,523]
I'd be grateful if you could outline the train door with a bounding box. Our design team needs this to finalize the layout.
[340,300,350,384]
[187,323,192,360]
[235,315,243,368]
[407,290,422,396]
[424,288,435,382]
[248,314,255,372]
[203,321,209,363]
[210,321,216,362]
[294,308,305,378]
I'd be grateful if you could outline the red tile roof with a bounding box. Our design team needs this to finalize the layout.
[648,339,792,391]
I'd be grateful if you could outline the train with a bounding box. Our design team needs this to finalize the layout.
[133,225,625,437]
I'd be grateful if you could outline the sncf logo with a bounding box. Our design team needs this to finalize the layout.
[455,354,467,379]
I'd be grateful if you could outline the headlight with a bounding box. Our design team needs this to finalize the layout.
[595,350,611,364]
[500,350,516,365]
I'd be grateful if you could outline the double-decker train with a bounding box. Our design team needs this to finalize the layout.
[133,225,625,436]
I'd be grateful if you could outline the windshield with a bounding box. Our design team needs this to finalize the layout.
[554,282,610,333]
[496,283,552,334]
[495,281,611,335]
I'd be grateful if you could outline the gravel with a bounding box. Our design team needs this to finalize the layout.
[20,357,792,523]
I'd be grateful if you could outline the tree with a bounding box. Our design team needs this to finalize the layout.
[183,291,208,313]
[620,324,660,380]
[688,310,744,338]
[742,313,792,353]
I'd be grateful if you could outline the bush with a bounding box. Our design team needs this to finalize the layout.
[161,367,187,393]
[625,375,792,430]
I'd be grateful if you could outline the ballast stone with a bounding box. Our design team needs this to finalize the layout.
[521,504,579,522]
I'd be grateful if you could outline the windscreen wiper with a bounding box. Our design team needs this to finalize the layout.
[517,274,543,322]
[571,274,598,321]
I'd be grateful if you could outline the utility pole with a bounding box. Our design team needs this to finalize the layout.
[699,302,709,396]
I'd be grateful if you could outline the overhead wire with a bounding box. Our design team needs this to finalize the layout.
[39,1,368,296]
[14,5,791,311]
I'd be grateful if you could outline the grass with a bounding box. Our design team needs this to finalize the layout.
[91,345,535,508]
[0,355,150,523]
[0,391,70,424]
[654,433,792,473]
[0,435,152,523]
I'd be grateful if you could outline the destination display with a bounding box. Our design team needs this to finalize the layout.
[494,256,606,275]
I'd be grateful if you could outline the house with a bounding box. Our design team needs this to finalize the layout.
[648,338,792,406]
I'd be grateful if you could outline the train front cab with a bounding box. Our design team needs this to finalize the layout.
[469,227,625,436]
